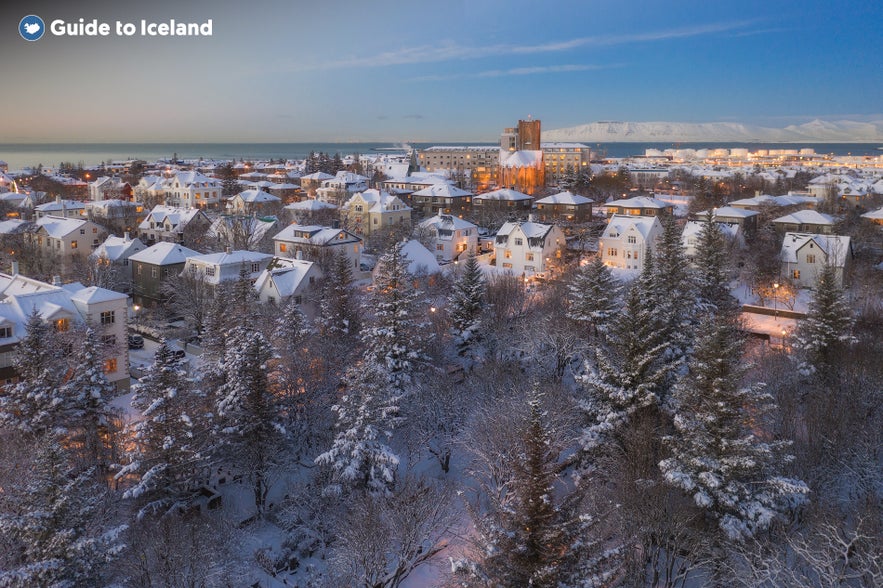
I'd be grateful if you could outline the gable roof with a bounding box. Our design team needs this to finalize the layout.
[695,206,759,219]
[418,213,478,232]
[233,189,282,204]
[474,188,532,202]
[138,205,205,231]
[605,195,672,210]
[411,183,473,198]
[602,213,662,240]
[535,191,593,205]
[253,257,317,298]
[780,232,851,267]
[128,242,200,266]
[273,223,361,245]
[91,234,146,262]
[36,216,89,238]
[497,221,554,242]
[772,209,836,226]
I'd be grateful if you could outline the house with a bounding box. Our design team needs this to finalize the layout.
[340,189,412,237]
[603,196,673,217]
[316,171,369,206]
[780,233,852,288]
[34,196,88,219]
[398,240,441,276]
[861,206,883,226]
[771,210,836,235]
[90,233,147,285]
[182,249,273,289]
[89,176,133,201]
[599,214,663,272]
[227,189,282,215]
[534,191,594,223]
[207,215,278,253]
[494,221,565,277]
[128,242,200,306]
[410,183,473,217]
[134,175,167,203]
[163,171,222,209]
[85,199,145,231]
[283,199,338,225]
[298,171,335,197]
[0,270,129,389]
[272,224,362,269]
[681,219,741,259]
[417,214,478,263]
[472,188,533,215]
[253,257,321,307]
[32,216,105,273]
[729,193,816,211]
[694,206,760,235]
[137,205,211,247]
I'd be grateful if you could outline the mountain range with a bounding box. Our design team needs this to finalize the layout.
[543,119,883,143]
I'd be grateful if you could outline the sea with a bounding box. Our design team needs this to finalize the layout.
[0,142,881,171]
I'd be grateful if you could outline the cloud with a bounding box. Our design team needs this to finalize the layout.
[411,63,622,82]
[290,20,759,72]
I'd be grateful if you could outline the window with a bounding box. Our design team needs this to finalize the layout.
[607,248,618,257]
[437,244,444,251]
[526,253,534,261]
[102,334,117,347]
[0,327,11,339]
[514,238,523,246]
[103,358,117,374]
[792,270,800,279]
[251,263,260,273]
[100,311,115,325]
[80,228,86,235]
[309,276,315,284]
[267,296,275,304]
[279,243,287,253]
[504,250,511,259]
[627,235,636,244]
[92,227,98,233]
[151,267,158,278]
[137,265,142,276]
[71,240,78,249]
[54,318,70,332]
[502,262,512,268]
[205,266,216,277]
[806,254,816,264]
[294,295,303,304]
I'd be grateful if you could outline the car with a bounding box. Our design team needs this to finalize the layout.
[172,349,186,359]
[128,334,144,349]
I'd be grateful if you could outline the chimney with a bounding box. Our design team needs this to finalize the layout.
[52,275,62,286]
[527,213,535,223]
[56,195,62,204]
[225,245,232,255]
[124,231,131,241]
[332,219,340,229]
[295,250,303,260]
[755,190,761,197]
[11,261,19,276]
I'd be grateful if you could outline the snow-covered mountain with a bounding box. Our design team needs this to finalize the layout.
[543,119,883,143]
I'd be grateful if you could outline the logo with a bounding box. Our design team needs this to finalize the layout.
[19,15,45,41]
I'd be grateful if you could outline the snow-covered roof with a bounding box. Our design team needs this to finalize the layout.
[400,240,441,275]
[497,221,554,241]
[780,233,851,267]
[535,191,593,205]
[605,196,672,210]
[695,206,759,219]
[300,171,335,181]
[0,219,32,234]
[129,242,200,266]
[540,142,590,149]
[186,250,273,267]
[171,170,220,187]
[138,205,204,231]
[418,214,477,233]
[273,224,360,245]
[681,220,740,242]
[253,258,316,298]
[68,285,127,305]
[602,214,661,241]
[474,188,532,202]
[233,189,282,204]
[501,150,543,168]
[346,189,411,213]
[91,234,146,262]
[36,216,88,238]
[861,207,883,221]
[284,199,337,211]
[772,210,835,226]
[34,199,86,212]
[411,183,473,198]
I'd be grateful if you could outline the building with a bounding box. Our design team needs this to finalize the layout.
[34,196,87,219]
[163,171,222,209]
[315,171,369,206]
[499,150,544,195]
[182,249,273,290]
[860,206,883,226]
[32,216,105,273]
[253,257,321,307]
[541,142,593,185]
[780,233,852,288]
[681,219,741,259]
[501,119,542,152]
[494,220,565,277]
[603,196,673,217]
[340,189,412,237]
[137,205,211,247]
[771,209,836,235]
[272,224,362,269]
[129,242,200,306]
[599,214,663,272]
[227,189,282,216]
[0,270,129,389]
[472,188,533,216]
[694,206,760,235]
[417,214,479,262]
[416,147,501,190]
[90,233,147,286]
[298,171,335,197]
[410,183,473,217]
[534,191,594,223]
[89,176,133,201]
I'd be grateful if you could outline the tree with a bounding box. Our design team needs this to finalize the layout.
[447,252,486,351]
[565,256,621,338]
[0,309,66,435]
[63,328,118,476]
[793,262,856,377]
[660,314,808,542]
[318,251,361,339]
[0,436,125,587]
[214,327,285,515]
[362,241,425,392]
[315,364,401,496]
[654,214,698,365]
[693,212,735,313]
[116,340,206,518]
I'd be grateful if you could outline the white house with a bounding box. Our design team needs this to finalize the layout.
[316,171,369,206]
[33,216,105,269]
[137,205,211,246]
[253,257,321,306]
[681,219,741,259]
[494,221,565,277]
[163,171,222,209]
[600,214,663,271]
[272,224,362,269]
[182,249,273,287]
[89,176,132,201]
[227,189,281,215]
[34,196,87,219]
[417,214,478,262]
[780,233,852,288]
[90,233,147,283]
[771,209,836,234]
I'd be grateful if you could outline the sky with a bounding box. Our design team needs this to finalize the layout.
[1,0,881,143]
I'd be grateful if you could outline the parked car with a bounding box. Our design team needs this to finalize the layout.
[172,349,186,359]
[128,334,144,349]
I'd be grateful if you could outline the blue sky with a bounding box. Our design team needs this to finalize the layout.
[2,0,881,142]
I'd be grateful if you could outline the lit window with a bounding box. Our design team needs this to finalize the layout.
[526,253,534,261]
[792,270,800,279]
[103,358,117,374]
[279,243,287,253]
[608,248,618,257]
[504,250,511,259]
[54,318,70,332]
[71,241,78,249]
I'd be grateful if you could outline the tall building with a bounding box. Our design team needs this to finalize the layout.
[500,118,542,152]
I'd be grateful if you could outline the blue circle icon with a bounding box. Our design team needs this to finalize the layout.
[19,15,45,41]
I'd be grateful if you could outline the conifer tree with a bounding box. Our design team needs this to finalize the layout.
[116,340,205,518]
[0,436,125,587]
[0,308,65,435]
[793,262,856,376]
[315,364,401,496]
[319,251,361,339]
[693,212,734,312]
[660,314,809,541]
[447,252,485,349]
[214,326,284,515]
[565,256,621,337]
[363,241,425,392]
[654,215,698,362]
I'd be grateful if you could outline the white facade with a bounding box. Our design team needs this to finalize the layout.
[494,221,565,276]
[273,224,362,269]
[164,171,222,209]
[253,257,321,305]
[417,214,478,262]
[600,214,663,271]
[780,232,851,288]
[182,250,273,287]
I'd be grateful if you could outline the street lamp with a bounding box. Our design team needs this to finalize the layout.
[773,282,779,318]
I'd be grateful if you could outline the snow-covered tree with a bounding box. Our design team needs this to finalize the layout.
[447,252,485,350]
[565,256,621,337]
[62,328,118,475]
[315,364,401,496]
[318,250,361,339]
[654,215,699,362]
[0,309,65,435]
[214,326,285,515]
[693,212,734,312]
[793,262,856,376]
[273,295,310,349]
[0,436,125,587]
[580,257,675,451]
[362,241,425,391]
[660,314,809,541]
[116,340,206,518]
